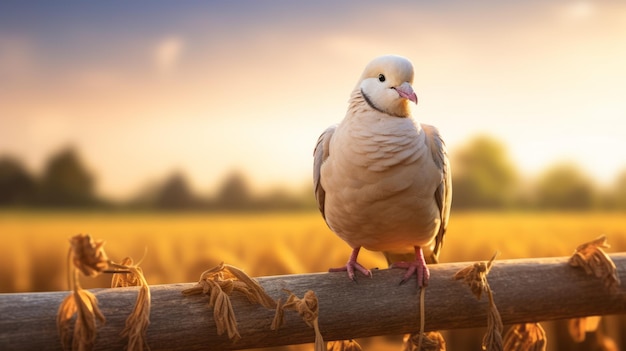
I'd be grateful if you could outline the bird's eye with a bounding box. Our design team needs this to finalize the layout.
[378,74,386,82]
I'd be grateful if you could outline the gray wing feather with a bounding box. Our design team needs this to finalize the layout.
[421,124,452,263]
[313,125,337,219]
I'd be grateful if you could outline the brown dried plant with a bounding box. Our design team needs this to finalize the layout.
[272,289,325,351]
[182,262,277,342]
[57,271,106,351]
[454,252,503,351]
[402,331,446,351]
[503,323,547,351]
[57,234,151,351]
[567,316,602,343]
[567,236,615,346]
[327,339,362,351]
[69,234,109,277]
[58,235,108,351]
[111,257,140,288]
[569,235,621,291]
[110,257,151,351]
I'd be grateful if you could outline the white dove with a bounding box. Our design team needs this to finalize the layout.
[313,55,451,287]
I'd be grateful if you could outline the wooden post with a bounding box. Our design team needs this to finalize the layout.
[1,254,625,350]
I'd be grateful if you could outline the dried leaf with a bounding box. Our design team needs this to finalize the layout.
[453,263,488,298]
[57,294,78,350]
[569,235,620,291]
[567,316,601,344]
[482,299,503,351]
[182,262,279,342]
[312,318,325,351]
[111,257,140,288]
[453,252,497,300]
[210,281,240,341]
[403,332,446,351]
[184,265,238,341]
[271,298,285,331]
[274,290,325,351]
[503,323,547,351]
[568,318,586,343]
[114,264,151,351]
[57,288,105,351]
[574,235,611,253]
[59,235,151,351]
[69,234,109,277]
[455,252,502,351]
[280,290,315,328]
[327,339,362,351]
[225,264,277,309]
[58,235,107,351]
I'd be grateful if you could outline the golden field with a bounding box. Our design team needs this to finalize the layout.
[1,210,625,350]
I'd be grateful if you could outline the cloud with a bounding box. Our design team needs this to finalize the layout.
[561,1,595,20]
[154,36,185,73]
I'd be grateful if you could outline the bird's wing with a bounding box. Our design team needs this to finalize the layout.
[421,123,452,263]
[313,125,337,219]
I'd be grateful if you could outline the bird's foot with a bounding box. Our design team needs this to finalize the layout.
[329,247,372,281]
[390,247,430,287]
[329,262,372,281]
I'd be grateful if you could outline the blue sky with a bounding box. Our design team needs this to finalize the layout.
[1,1,625,199]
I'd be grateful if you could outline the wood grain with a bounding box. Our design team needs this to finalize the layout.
[1,254,625,350]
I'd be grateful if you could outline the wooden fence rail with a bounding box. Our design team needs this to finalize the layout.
[1,254,626,350]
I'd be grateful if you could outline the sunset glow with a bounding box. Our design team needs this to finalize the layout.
[1,1,625,200]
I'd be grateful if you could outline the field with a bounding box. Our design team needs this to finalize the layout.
[1,210,625,350]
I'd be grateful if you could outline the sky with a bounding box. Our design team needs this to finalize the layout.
[1,0,626,200]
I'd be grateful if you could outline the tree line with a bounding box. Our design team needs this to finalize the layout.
[1,136,626,211]
[0,148,315,211]
[451,136,626,210]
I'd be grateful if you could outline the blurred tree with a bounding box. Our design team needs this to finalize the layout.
[451,135,519,209]
[39,147,97,207]
[610,170,626,210]
[534,162,596,210]
[0,156,36,206]
[215,171,252,210]
[155,172,197,210]
[257,187,313,211]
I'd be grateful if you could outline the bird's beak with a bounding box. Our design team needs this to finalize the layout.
[394,82,418,104]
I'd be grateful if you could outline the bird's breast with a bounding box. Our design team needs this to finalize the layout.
[320,115,442,251]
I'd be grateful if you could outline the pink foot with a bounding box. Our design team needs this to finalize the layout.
[390,247,430,287]
[329,247,372,281]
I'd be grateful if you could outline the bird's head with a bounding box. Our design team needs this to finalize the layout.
[357,55,418,118]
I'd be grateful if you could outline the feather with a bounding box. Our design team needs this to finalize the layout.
[313,55,451,286]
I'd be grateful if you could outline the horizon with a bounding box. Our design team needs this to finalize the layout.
[2,1,625,200]
[3,135,624,205]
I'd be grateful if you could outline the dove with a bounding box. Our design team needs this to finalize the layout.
[313,55,451,287]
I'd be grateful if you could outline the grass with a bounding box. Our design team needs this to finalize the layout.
[2,210,626,293]
[1,210,625,350]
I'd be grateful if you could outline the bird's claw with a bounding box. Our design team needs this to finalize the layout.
[391,260,430,287]
[329,261,372,281]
